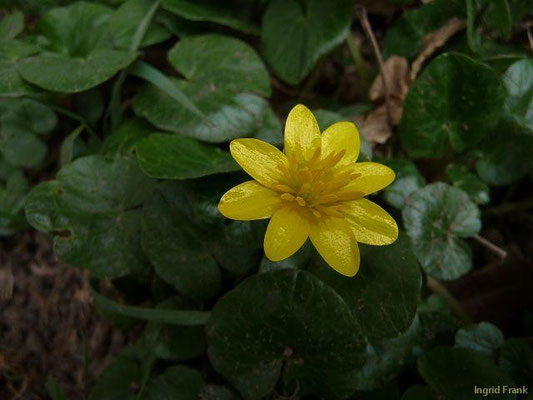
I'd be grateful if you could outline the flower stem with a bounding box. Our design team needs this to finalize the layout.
[346,32,370,98]
[472,234,507,260]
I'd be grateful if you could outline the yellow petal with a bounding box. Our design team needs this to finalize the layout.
[321,121,361,165]
[284,104,321,162]
[342,199,398,245]
[230,138,287,188]
[310,217,360,277]
[342,162,395,195]
[264,206,310,261]
[218,181,282,221]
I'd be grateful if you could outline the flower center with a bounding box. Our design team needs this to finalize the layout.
[274,147,363,218]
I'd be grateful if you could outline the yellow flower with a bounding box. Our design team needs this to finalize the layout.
[218,104,398,277]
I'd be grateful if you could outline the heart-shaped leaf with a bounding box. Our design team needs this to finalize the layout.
[24,155,156,279]
[399,53,506,158]
[135,133,239,179]
[133,34,273,143]
[17,2,137,93]
[207,270,366,400]
[0,161,28,235]
[261,0,353,85]
[402,182,481,280]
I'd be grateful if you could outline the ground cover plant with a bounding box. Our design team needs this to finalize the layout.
[0,0,532,399]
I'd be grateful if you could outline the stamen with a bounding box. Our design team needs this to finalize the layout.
[281,193,295,201]
[309,147,321,164]
[312,210,322,218]
[275,184,294,193]
[295,196,306,207]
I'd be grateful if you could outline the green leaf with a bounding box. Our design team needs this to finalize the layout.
[476,127,533,185]
[0,11,24,40]
[0,165,28,235]
[101,118,151,156]
[418,346,517,400]
[309,233,421,341]
[383,0,465,59]
[24,155,156,279]
[491,0,512,40]
[498,339,533,388]
[261,0,353,85]
[382,158,425,209]
[45,377,67,400]
[502,58,533,135]
[161,0,259,34]
[133,34,272,143]
[89,346,143,400]
[135,133,239,179]
[446,164,490,205]
[0,98,57,168]
[144,297,206,360]
[399,53,506,158]
[17,2,137,93]
[402,182,481,280]
[141,181,222,300]
[92,290,210,326]
[130,60,207,121]
[60,125,84,166]
[143,366,205,400]
[211,219,265,275]
[207,270,366,400]
[455,322,505,356]
[0,40,40,96]
[108,0,170,50]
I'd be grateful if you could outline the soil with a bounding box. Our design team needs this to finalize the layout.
[0,232,127,400]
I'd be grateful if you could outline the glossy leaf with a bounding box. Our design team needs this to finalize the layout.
[25,155,156,279]
[418,347,516,400]
[400,53,505,158]
[17,2,137,93]
[135,133,239,179]
[261,0,353,85]
[402,183,481,280]
[133,34,273,143]
[309,233,421,341]
[207,270,366,400]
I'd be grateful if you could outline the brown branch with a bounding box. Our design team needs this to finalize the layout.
[472,234,507,260]
[356,6,393,130]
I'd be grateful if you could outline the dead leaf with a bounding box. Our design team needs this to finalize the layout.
[369,55,410,103]
[411,17,465,80]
